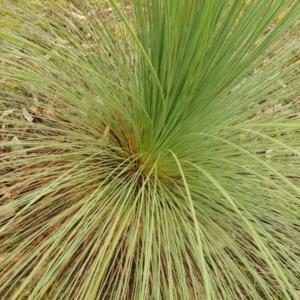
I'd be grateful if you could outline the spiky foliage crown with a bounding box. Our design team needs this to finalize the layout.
[1,0,300,299]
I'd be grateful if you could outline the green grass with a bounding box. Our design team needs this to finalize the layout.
[1,0,300,299]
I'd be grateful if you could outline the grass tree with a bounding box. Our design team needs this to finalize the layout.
[1,0,300,299]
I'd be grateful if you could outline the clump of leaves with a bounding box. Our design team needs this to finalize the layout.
[1,0,300,299]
